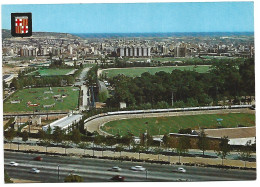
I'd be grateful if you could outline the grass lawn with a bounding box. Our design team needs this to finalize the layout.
[3,87,79,112]
[101,113,255,136]
[28,68,75,76]
[127,57,204,62]
[102,65,210,78]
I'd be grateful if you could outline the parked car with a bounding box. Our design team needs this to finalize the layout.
[130,166,146,171]
[9,162,19,166]
[108,166,122,172]
[30,168,40,174]
[34,156,43,161]
[110,175,125,182]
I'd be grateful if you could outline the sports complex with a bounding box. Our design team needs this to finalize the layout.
[27,68,76,76]
[84,105,255,137]
[3,87,79,113]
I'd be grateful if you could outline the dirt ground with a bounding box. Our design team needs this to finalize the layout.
[2,65,23,74]
[204,127,256,139]
[11,178,40,183]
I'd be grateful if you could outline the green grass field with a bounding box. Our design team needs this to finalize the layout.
[127,57,204,62]
[3,87,79,112]
[102,65,210,78]
[28,68,75,76]
[101,113,255,136]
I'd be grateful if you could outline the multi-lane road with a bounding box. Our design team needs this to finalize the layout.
[4,151,256,183]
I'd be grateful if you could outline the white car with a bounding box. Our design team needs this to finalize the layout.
[108,166,122,172]
[30,168,40,174]
[130,166,146,171]
[9,162,19,166]
[177,167,186,173]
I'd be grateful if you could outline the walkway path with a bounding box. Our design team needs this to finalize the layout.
[76,67,90,111]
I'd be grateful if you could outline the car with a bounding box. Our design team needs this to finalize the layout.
[130,166,146,171]
[9,162,19,166]
[34,156,43,161]
[173,167,186,173]
[110,175,125,182]
[30,168,40,174]
[108,166,122,172]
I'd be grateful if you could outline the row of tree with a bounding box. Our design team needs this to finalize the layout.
[99,56,245,69]
[4,126,254,166]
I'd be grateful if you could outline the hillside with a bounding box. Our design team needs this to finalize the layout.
[2,29,81,40]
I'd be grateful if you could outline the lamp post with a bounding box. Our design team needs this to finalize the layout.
[57,165,60,182]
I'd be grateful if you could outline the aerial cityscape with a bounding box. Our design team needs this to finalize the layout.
[2,2,256,183]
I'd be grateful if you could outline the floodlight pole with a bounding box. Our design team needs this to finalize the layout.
[58,165,60,181]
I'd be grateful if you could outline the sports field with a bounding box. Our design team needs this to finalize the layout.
[28,68,75,76]
[102,65,210,78]
[101,113,255,136]
[128,57,204,62]
[3,87,79,112]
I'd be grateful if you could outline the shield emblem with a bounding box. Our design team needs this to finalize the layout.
[15,17,29,34]
[11,13,32,37]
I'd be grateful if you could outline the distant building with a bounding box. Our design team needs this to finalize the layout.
[117,46,151,57]
[174,46,186,57]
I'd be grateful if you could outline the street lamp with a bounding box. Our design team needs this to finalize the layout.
[57,165,60,182]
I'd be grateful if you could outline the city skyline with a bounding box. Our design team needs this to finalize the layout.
[2,2,254,34]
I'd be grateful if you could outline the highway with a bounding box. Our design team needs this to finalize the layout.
[4,151,256,183]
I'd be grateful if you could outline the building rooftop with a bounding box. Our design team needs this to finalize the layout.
[48,114,83,130]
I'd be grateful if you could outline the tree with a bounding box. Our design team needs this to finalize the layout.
[46,125,52,141]
[64,174,83,182]
[4,170,13,183]
[98,90,109,102]
[5,128,16,149]
[153,147,163,161]
[197,129,209,156]
[10,78,20,90]
[71,129,81,145]
[176,136,190,163]
[22,130,29,142]
[20,130,29,150]
[162,134,170,150]
[37,129,51,153]
[115,144,124,158]
[37,129,46,141]
[78,142,90,154]
[121,134,133,150]
[178,128,192,134]
[139,132,153,150]
[217,136,230,165]
[62,141,72,154]
[239,140,253,167]
[52,127,64,144]
[105,136,117,148]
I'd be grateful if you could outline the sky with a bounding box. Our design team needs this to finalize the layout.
[1,2,254,33]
